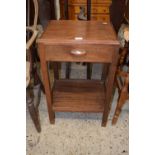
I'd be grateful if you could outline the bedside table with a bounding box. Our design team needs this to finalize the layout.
[37,20,119,126]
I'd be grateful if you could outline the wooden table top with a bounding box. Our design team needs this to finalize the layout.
[37,20,119,45]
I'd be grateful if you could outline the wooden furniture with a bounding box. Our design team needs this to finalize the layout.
[110,0,129,32]
[112,40,129,125]
[110,0,129,125]
[26,85,41,132]
[60,0,112,22]
[112,68,129,125]
[112,42,129,125]
[38,0,56,28]
[26,0,42,132]
[37,20,119,126]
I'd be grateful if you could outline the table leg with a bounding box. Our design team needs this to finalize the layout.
[53,62,59,79]
[27,88,41,132]
[102,51,118,127]
[38,44,55,124]
[66,62,71,79]
[87,63,92,79]
[101,63,109,81]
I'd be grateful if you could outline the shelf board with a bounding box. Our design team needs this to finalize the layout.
[52,80,105,112]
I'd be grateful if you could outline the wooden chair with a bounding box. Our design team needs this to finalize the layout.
[112,65,129,125]
[110,0,129,33]
[112,39,129,125]
[26,0,42,132]
[109,0,129,125]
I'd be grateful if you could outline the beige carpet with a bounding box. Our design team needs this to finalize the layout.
[26,63,129,155]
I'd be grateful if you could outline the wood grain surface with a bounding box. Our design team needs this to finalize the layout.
[53,80,105,112]
[37,20,119,45]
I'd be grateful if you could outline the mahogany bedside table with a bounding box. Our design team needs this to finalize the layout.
[37,20,119,126]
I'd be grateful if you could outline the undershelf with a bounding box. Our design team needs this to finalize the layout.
[52,79,106,112]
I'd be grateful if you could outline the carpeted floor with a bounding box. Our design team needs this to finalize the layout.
[26,63,129,155]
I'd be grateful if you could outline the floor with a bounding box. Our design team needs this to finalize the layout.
[26,63,129,155]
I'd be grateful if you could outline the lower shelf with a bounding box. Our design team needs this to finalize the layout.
[52,80,106,112]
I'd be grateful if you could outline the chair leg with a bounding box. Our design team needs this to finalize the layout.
[112,91,127,125]
[27,89,41,132]
[87,63,92,79]
[53,62,59,79]
[101,63,109,81]
[66,62,71,79]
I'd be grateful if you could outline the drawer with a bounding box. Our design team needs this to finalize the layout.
[69,0,86,3]
[69,13,78,20]
[69,0,96,4]
[70,13,110,21]
[68,0,111,4]
[71,5,109,14]
[45,45,113,63]
[91,14,110,22]
[95,0,112,4]
[69,5,85,14]
[92,6,109,13]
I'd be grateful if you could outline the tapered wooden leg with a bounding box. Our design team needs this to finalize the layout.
[102,51,119,127]
[112,74,129,125]
[101,63,109,81]
[112,91,126,125]
[53,62,59,79]
[38,44,55,124]
[66,62,71,79]
[34,70,45,94]
[87,63,92,79]
[27,89,41,132]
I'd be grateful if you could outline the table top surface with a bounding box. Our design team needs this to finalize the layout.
[37,20,120,45]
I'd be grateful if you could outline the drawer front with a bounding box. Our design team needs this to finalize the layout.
[95,0,111,4]
[68,0,111,4]
[69,5,85,14]
[70,13,110,22]
[69,0,96,4]
[92,6,109,13]
[69,0,86,3]
[69,13,78,20]
[45,45,113,63]
[91,14,110,22]
[71,5,109,14]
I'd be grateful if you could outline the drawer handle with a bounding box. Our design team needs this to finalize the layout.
[70,49,86,56]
